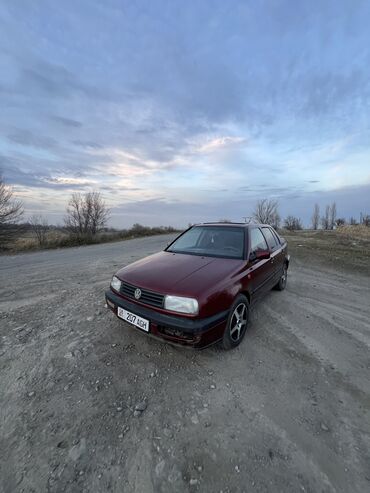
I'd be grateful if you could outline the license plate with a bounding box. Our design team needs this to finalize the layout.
[117,307,149,332]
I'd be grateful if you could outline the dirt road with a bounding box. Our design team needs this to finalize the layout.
[1,235,369,492]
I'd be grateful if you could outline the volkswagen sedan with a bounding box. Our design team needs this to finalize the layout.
[105,222,289,349]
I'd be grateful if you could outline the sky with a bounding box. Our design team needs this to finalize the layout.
[0,0,369,228]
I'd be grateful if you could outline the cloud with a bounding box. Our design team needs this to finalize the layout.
[45,176,96,186]
[72,140,103,149]
[196,136,247,154]
[51,116,83,127]
[0,0,370,227]
[7,129,59,150]
[300,71,370,118]
[19,60,122,103]
[107,183,370,228]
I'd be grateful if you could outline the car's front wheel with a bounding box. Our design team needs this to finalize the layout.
[221,294,249,350]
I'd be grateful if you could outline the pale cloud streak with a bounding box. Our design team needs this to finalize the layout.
[195,136,247,154]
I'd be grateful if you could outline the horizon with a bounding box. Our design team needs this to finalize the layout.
[1,1,370,228]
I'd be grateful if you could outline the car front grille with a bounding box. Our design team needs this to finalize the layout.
[119,281,164,308]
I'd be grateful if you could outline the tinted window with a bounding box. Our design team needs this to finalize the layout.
[270,228,281,245]
[262,227,278,250]
[168,227,200,250]
[250,228,268,253]
[167,226,245,259]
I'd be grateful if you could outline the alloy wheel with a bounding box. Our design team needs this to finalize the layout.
[230,303,248,342]
[281,266,287,288]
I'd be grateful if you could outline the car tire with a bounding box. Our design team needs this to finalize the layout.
[274,263,288,291]
[221,294,249,350]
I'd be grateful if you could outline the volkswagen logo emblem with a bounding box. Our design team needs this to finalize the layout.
[134,288,142,300]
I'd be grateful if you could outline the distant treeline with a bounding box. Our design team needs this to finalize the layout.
[0,177,180,251]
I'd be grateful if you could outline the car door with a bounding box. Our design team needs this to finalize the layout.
[270,226,286,274]
[261,227,284,285]
[247,227,275,301]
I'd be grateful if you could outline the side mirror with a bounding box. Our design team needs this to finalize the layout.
[250,249,270,261]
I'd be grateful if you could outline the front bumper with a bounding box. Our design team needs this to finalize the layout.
[105,289,228,348]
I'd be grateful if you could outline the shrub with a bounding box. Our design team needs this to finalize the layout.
[284,216,303,231]
[9,224,180,252]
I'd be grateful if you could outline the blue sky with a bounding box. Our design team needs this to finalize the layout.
[0,0,369,227]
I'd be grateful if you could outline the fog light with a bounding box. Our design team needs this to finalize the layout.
[106,299,115,309]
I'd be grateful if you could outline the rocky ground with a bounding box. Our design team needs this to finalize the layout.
[1,234,369,492]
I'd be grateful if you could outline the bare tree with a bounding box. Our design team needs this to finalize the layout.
[359,212,370,226]
[65,193,89,235]
[350,217,358,225]
[0,175,24,246]
[284,216,303,231]
[321,205,330,230]
[311,203,320,230]
[87,191,110,235]
[329,202,337,230]
[0,175,23,226]
[64,191,109,236]
[336,218,346,227]
[253,199,280,228]
[362,214,370,227]
[29,215,49,246]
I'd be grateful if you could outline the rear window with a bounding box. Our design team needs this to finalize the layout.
[261,227,278,250]
[250,228,268,253]
[270,228,281,245]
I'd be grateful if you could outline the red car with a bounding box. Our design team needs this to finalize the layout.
[105,223,289,349]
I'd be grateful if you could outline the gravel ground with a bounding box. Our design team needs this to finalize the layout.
[1,234,370,493]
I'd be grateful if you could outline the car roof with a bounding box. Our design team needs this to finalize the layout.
[194,222,273,229]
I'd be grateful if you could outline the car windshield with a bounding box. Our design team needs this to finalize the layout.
[167,226,245,259]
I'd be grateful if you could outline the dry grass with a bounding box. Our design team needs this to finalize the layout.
[336,224,370,240]
[12,230,68,251]
[5,225,180,253]
[282,227,370,274]
[12,237,42,251]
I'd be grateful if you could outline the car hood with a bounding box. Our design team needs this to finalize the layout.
[116,251,243,296]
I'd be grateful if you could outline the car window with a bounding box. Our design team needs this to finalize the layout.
[167,226,245,259]
[270,227,281,245]
[261,227,278,250]
[250,228,268,253]
[169,227,201,250]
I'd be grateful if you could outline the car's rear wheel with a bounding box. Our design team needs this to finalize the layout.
[221,294,249,350]
[274,263,288,291]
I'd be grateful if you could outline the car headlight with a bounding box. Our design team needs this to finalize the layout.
[111,276,122,292]
[164,295,199,314]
